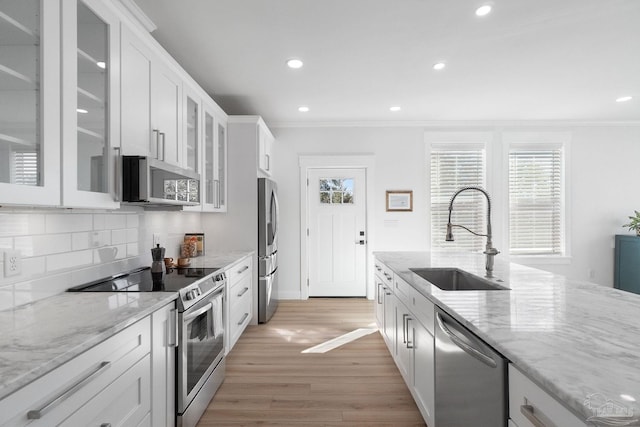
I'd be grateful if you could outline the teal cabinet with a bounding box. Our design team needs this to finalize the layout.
[614,235,640,294]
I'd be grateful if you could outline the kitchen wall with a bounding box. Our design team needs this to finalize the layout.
[0,208,203,310]
[271,124,640,299]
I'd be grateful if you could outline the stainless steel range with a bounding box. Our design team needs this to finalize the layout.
[68,267,226,427]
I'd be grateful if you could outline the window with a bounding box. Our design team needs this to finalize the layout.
[430,144,486,251]
[509,146,564,255]
[319,178,354,204]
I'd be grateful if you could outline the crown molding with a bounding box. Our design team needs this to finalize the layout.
[117,0,157,33]
[270,119,640,129]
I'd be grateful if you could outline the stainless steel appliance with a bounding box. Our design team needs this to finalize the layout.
[121,155,200,208]
[258,178,279,323]
[434,307,507,427]
[67,267,226,427]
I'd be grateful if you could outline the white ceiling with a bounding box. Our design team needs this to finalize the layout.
[133,0,640,126]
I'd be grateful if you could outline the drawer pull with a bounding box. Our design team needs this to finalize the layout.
[27,361,111,419]
[521,404,548,427]
[238,313,249,325]
[375,264,382,272]
[377,283,383,304]
[383,286,392,296]
[168,308,178,348]
[237,265,249,274]
[383,272,392,281]
[237,287,249,297]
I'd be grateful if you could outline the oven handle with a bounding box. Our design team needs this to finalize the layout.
[184,303,213,323]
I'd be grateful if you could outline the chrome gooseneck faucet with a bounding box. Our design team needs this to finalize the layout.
[446,186,499,277]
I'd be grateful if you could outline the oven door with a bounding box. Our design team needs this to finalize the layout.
[178,286,225,413]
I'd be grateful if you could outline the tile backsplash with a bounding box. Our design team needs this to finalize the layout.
[0,208,204,311]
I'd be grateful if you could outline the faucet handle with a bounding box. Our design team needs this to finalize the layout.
[484,247,500,256]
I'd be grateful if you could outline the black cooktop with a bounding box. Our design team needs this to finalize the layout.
[67,266,220,293]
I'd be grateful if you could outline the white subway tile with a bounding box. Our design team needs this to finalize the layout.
[15,234,72,257]
[15,273,71,305]
[105,214,127,230]
[127,214,139,229]
[0,213,45,237]
[111,229,128,245]
[127,242,139,257]
[0,284,13,311]
[71,232,92,251]
[46,214,92,233]
[125,228,139,243]
[46,250,93,272]
[115,244,127,260]
[93,214,106,230]
[23,256,46,276]
[0,237,13,250]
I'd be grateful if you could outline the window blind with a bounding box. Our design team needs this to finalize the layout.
[430,147,486,251]
[509,148,563,255]
[12,151,39,186]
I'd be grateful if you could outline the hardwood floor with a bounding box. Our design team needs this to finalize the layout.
[198,298,426,427]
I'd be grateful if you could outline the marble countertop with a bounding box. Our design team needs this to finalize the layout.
[0,250,253,401]
[374,251,640,423]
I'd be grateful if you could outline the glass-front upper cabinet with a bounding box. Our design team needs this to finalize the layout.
[61,0,119,208]
[201,101,227,212]
[0,0,61,205]
[184,87,199,173]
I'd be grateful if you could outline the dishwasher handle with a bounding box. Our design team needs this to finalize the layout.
[436,312,497,368]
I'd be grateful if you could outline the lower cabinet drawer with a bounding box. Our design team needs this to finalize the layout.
[59,354,151,427]
[228,285,252,351]
[509,364,587,427]
[229,274,251,309]
[0,317,151,427]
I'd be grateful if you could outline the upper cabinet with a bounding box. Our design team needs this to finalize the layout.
[0,0,61,206]
[183,84,200,174]
[200,100,227,212]
[258,122,274,177]
[61,0,120,209]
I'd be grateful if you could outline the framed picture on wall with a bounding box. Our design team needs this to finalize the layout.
[386,190,413,212]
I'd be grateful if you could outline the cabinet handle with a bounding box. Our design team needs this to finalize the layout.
[265,154,270,171]
[153,129,160,159]
[214,180,221,208]
[160,132,166,161]
[375,265,382,272]
[383,272,392,282]
[402,314,409,344]
[237,287,249,297]
[237,265,249,274]
[377,283,383,304]
[27,361,111,419]
[168,308,178,348]
[520,404,548,427]
[406,317,414,349]
[383,286,391,296]
[113,147,121,202]
[238,313,249,325]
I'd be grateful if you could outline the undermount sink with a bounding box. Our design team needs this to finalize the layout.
[409,268,510,291]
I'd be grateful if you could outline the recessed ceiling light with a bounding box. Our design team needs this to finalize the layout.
[298,106,309,112]
[433,62,446,71]
[390,106,401,112]
[475,4,492,16]
[96,61,106,69]
[616,96,633,103]
[286,58,304,69]
[77,108,88,114]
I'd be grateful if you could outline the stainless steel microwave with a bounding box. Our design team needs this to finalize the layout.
[121,156,200,208]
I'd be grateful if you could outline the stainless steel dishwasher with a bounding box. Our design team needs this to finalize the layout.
[434,307,507,427]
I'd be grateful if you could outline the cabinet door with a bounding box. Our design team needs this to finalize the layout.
[120,25,151,157]
[413,320,435,427]
[183,85,200,173]
[61,0,119,209]
[60,355,151,427]
[151,61,181,166]
[395,299,413,384]
[382,289,395,349]
[0,0,61,206]
[215,119,227,210]
[151,303,177,427]
[257,124,273,176]
[375,278,384,329]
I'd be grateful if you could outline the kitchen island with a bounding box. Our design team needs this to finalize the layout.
[375,251,640,425]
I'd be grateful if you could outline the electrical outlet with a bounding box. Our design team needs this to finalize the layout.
[4,250,22,278]
[153,233,160,246]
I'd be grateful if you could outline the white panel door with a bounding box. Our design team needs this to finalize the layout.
[308,168,367,297]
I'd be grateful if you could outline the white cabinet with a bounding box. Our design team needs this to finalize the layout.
[182,84,200,174]
[395,298,413,383]
[0,316,151,427]
[0,0,61,206]
[151,302,177,427]
[120,25,183,167]
[509,364,588,427]
[228,115,275,178]
[199,100,227,212]
[413,316,435,427]
[60,0,120,209]
[258,123,274,176]
[225,255,253,353]
[374,263,385,328]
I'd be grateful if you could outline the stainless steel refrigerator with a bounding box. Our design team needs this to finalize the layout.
[258,178,279,323]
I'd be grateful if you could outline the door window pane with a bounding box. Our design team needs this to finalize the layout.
[77,1,108,192]
[0,0,41,186]
[319,178,354,204]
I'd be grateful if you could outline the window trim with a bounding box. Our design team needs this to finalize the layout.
[502,131,571,260]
